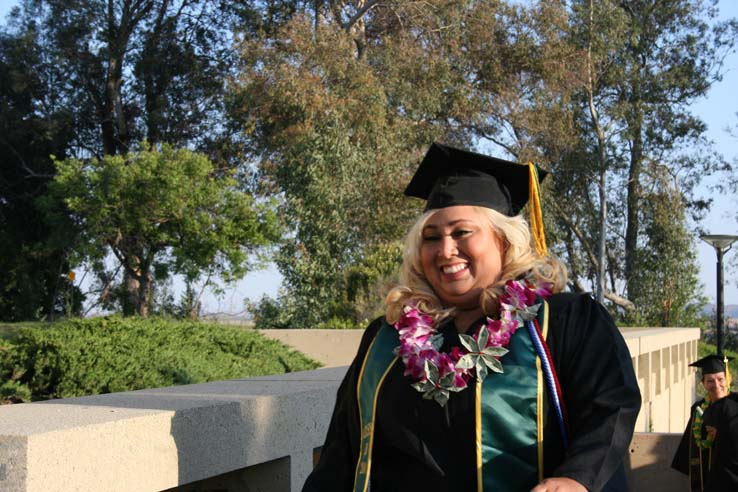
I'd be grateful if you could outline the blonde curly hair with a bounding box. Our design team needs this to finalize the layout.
[385,206,567,325]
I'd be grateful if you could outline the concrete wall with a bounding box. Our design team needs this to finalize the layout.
[0,368,344,492]
[626,433,685,491]
[258,329,365,368]
[0,326,701,492]
[619,327,699,433]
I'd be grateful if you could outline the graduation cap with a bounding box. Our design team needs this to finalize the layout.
[690,354,734,375]
[405,142,550,255]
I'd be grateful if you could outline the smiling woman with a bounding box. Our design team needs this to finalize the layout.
[419,206,505,316]
[302,143,641,492]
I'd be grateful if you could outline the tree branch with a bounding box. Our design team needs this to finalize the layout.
[341,0,380,31]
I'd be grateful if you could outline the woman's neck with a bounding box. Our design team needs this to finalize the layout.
[453,306,484,334]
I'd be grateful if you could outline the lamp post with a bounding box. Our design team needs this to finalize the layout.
[700,234,738,356]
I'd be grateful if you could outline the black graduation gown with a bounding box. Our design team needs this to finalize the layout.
[702,393,738,491]
[302,293,641,492]
[671,399,711,492]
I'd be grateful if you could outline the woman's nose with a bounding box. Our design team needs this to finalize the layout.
[438,236,458,258]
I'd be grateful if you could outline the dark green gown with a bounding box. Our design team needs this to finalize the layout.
[302,293,641,492]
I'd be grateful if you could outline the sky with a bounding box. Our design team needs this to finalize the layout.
[1,0,737,314]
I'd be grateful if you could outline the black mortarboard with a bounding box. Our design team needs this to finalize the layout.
[690,354,734,374]
[404,142,549,215]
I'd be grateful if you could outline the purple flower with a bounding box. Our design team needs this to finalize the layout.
[534,282,553,298]
[504,280,536,309]
[396,307,435,346]
[403,353,426,380]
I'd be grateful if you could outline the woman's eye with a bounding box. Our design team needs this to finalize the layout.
[452,229,472,238]
[422,235,440,242]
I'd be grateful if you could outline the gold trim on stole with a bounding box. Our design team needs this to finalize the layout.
[476,379,483,492]
[475,300,549,491]
[353,332,398,492]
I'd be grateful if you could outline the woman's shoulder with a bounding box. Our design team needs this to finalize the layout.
[355,316,391,354]
[544,291,618,336]
[546,291,600,315]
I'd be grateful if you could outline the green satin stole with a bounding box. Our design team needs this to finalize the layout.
[353,323,398,492]
[353,306,547,492]
[476,308,543,491]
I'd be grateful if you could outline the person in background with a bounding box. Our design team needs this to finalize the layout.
[672,354,734,492]
[302,142,641,492]
[702,382,738,491]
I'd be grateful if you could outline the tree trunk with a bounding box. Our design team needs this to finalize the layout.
[101,0,155,155]
[624,93,643,292]
[623,11,645,295]
[137,270,152,317]
[587,0,607,304]
[123,271,139,316]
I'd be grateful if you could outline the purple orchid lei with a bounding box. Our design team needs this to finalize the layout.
[393,274,553,407]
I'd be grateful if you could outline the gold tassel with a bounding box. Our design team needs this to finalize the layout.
[528,162,548,257]
[725,355,732,391]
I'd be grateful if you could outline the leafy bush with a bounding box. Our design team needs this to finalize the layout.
[0,316,320,402]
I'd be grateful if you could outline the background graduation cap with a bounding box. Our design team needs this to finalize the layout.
[404,142,550,255]
[690,354,734,375]
[691,354,734,391]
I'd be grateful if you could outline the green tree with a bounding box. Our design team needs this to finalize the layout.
[539,0,736,320]
[0,13,81,321]
[0,0,248,319]
[233,1,582,326]
[17,0,238,157]
[233,5,472,326]
[43,144,280,316]
[626,163,707,327]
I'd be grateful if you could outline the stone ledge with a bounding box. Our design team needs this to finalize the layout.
[0,367,347,492]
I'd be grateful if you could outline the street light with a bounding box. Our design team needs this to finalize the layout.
[700,234,738,355]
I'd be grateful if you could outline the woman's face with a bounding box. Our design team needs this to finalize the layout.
[420,206,504,309]
[703,372,728,401]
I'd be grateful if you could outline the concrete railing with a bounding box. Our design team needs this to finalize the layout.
[0,326,700,491]
[0,368,343,492]
[620,327,700,433]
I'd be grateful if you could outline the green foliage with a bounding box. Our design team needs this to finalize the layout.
[249,241,403,329]
[235,21,406,326]
[625,172,708,327]
[0,380,32,404]
[0,0,243,320]
[547,0,735,318]
[0,16,81,321]
[8,0,239,156]
[0,316,319,402]
[4,0,732,327]
[344,241,404,323]
[43,144,281,316]
[234,4,504,326]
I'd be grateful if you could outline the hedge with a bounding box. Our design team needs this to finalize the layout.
[0,316,320,402]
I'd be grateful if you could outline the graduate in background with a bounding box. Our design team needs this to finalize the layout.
[702,384,738,491]
[303,143,641,492]
[672,354,734,492]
